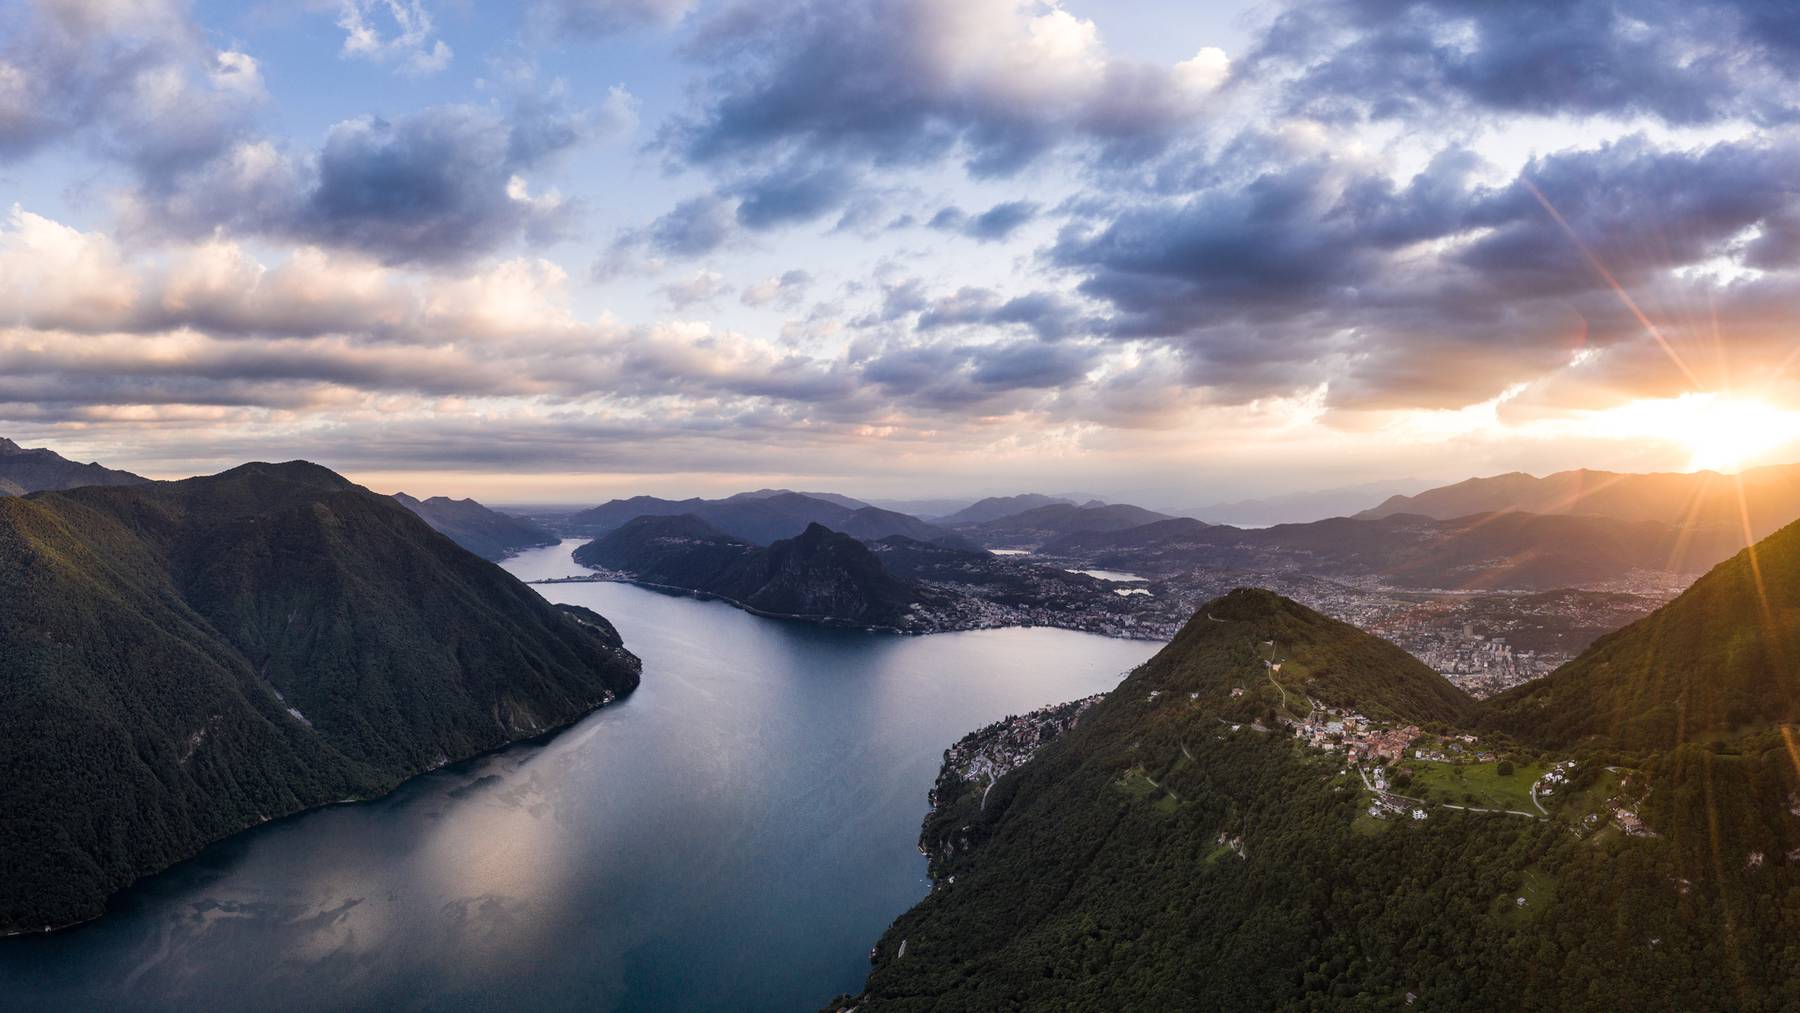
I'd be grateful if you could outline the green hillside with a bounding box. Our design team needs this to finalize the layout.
[1483,518,1800,750]
[0,462,640,933]
[837,589,1800,1011]
[577,517,922,628]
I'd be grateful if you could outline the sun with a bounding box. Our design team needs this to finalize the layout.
[1590,393,1800,473]
[1664,395,1800,473]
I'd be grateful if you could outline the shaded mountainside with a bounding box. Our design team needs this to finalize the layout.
[724,487,871,510]
[564,490,975,549]
[0,438,146,494]
[392,491,559,561]
[577,517,923,628]
[958,501,1176,546]
[1359,464,1800,543]
[1483,516,1800,751]
[838,587,1800,1011]
[937,493,1074,526]
[0,462,641,933]
[1041,510,1740,590]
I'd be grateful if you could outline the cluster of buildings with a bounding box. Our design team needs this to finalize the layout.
[1536,760,1577,798]
[911,577,1186,640]
[1612,805,1652,837]
[935,694,1106,803]
[1292,710,1423,765]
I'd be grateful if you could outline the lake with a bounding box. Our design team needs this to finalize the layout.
[0,541,1157,1011]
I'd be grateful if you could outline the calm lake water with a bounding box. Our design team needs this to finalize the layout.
[0,541,1156,1011]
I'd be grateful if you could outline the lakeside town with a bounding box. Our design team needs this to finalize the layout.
[546,543,1673,695]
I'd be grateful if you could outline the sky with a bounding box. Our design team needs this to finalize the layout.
[5,0,1800,507]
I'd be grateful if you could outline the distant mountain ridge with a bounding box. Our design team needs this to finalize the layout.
[0,437,146,494]
[937,493,1075,525]
[392,492,559,561]
[1358,464,1800,542]
[955,501,1176,545]
[1036,509,1744,591]
[564,490,977,549]
[1186,479,1423,527]
[0,461,641,933]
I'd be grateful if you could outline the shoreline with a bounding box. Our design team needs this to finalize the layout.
[531,572,1170,641]
[0,680,638,940]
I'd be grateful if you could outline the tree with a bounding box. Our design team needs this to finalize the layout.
[1497,760,1515,776]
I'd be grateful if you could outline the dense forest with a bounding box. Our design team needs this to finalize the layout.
[835,581,1800,1011]
[0,462,641,933]
[1483,518,1800,749]
[577,516,923,627]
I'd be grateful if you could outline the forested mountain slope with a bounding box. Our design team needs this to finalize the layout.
[839,586,1800,1011]
[577,517,922,627]
[1483,516,1800,750]
[0,462,640,933]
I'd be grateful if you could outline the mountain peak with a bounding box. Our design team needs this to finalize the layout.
[1148,588,1473,726]
[208,460,356,490]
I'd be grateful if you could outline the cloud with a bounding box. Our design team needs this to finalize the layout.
[1044,130,1800,409]
[0,0,264,173]
[124,97,591,265]
[337,0,453,76]
[660,269,732,308]
[859,336,1101,409]
[598,194,739,275]
[732,164,858,229]
[297,108,574,262]
[928,199,1040,241]
[0,206,873,415]
[667,0,1216,179]
[526,0,697,39]
[740,269,812,308]
[899,284,1091,342]
[1252,0,1800,128]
